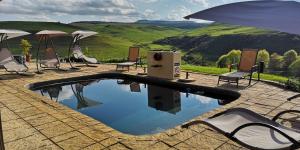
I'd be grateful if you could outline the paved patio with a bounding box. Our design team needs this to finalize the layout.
[1,63,300,150]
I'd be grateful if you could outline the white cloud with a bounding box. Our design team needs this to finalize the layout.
[143,9,160,19]
[0,0,141,22]
[187,0,210,7]
[167,6,192,21]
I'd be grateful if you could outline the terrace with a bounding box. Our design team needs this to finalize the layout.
[1,63,299,150]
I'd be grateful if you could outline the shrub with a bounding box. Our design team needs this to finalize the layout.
[227,49,241,65]
[216,49,241,68]
[216,54,229,68]
[283,49,298,69]
[20,39,32,55]
[257,49,270,67]
[289,58,300,77]
[269,53,283,70]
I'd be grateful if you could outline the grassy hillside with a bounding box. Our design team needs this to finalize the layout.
[0,21,185,61]
[185,23,274,36]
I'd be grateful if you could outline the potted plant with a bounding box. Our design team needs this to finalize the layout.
[20,39,32,62]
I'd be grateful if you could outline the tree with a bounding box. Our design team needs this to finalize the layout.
[216,49,241,68]
[268,53,283,70]
[227,49,241,65]
[289,58,300,77]
[283,49,298,70]
[257,49,270,67]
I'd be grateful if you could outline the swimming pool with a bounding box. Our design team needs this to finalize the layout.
[29,73,240,135]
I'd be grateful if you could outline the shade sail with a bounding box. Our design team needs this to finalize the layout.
[185,0,300,35]
[0,29,31,39]
[72,30,98,40]
[36,30,68,37]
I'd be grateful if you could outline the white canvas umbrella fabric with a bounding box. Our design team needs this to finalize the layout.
[0,29,30,39]
[72,30,98,40]
[185,0,300,35]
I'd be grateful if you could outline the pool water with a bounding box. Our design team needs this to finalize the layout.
[35,79,224,135]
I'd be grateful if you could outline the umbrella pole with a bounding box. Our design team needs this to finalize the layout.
[68,35,80,70]
[35,35,44,74]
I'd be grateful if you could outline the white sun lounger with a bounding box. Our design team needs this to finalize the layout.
[182,108,300,150]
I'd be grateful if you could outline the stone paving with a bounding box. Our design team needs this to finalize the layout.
[1,63,300,150]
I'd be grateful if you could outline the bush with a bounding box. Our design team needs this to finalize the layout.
[269,53,283,70]
[216,54,229,68]
[257,49,270,67]
[227,49,241,64]
[216,49,241,68]
[283,49,298,69]
[20,39,32,55]
[289,58,300,77]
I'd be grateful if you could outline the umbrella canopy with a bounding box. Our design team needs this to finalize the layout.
[36,30,68,37]
[185,0,300,35]
[0,29,31,39]
[72,30,98,40]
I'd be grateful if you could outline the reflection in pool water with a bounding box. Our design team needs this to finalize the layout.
[36,79,225,135]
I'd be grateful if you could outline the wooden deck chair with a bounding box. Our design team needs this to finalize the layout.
[116,47,142,71]
[182,108,300,150]
[218,49,259,87]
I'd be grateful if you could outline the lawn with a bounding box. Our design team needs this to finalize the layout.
[181,65,289,83]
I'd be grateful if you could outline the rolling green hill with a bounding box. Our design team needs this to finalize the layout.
[0,21,185,61]
[1,21,300,64]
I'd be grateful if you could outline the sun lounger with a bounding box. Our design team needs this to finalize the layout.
[182,108,300,150]
[218,49,260,87]
[72,45,97,64]
[0,48,33,76]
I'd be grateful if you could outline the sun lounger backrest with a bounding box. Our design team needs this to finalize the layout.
[72,45,84,59]
[0,48,13,63]
[128,47,140,62]
[238,49,258,72]
[43,48,57,60]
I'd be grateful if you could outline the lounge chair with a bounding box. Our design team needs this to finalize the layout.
[116,47,142,71]
[0,48,33,76]
[71,45,97,63]
[218,49,260,87]
[40,48,60,69]
[68,31,98,69]
[182,108,300,150]
[36,30,68,73]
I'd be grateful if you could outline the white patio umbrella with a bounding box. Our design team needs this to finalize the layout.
[0,29,30,39]
[185,0,300,35]
[72,30,98,40]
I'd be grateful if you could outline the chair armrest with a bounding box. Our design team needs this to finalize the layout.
[251,65,259,73]
[272,110,300,121]
[230,122,299,146]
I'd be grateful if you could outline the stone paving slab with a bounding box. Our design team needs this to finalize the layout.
[0,63,299,149]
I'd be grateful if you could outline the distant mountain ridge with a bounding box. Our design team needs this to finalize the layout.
[135,20,209,29]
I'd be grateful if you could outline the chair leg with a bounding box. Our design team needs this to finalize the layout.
[237,79,239,88]
[249,75,252,86]
[217,77,220,86]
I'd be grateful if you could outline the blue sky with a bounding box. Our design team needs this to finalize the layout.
[0,0,298,23]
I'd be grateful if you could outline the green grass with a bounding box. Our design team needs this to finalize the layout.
[185,23,273,37]
[181,65,288,83]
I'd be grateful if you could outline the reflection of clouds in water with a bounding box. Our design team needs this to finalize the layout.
[190,94,214,104]
[118,84,131,92]
[57,86,74,101]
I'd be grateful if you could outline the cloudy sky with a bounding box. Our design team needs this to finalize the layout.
[0,0,297,23]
